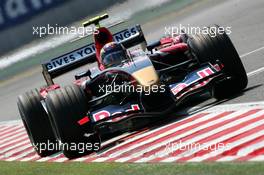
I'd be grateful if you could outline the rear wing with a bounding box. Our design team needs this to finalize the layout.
[42,25,146,85]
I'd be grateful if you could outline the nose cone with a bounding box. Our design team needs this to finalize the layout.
[132,66,159,87]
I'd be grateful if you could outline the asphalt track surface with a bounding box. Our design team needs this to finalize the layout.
[0,0,264,122]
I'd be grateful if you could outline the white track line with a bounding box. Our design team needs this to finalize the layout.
[135,110,264,163]
[54,157,68,162]
[119,111,250,162]
[36,153,62,162]
[249,155,264,161]
[96,112,222,160]
[0,143,32,159]
[20,154,39,162]
[102,132,132,147]
[0,120,22,126]
[95,112,209,157]
[240,46,264,58]
[217,156,241,162]
[0,135,29,149]
[96,110,247,162]
[72,157,91,162]
[0,140,30,156]
[5,149,36,161]
[237,140,264,156]
[0,126,9,133]
[188,129,264,162]
[93,157,110,162]
[240,46,264,77]
[247,67,264,77]
[182,117,264,159]
[202,101,264,113]
[0,125,23,138]
[0,130,26,144]
[71,133,135,162]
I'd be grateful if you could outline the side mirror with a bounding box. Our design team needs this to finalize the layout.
[75,69,92,80]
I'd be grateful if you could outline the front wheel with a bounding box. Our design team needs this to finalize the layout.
[17,89,59,157]
[45,85,101,159]
[188,25,248,100]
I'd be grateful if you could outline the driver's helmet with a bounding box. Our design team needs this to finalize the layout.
[100,42,128,68]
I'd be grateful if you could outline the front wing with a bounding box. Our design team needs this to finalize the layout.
[77,63,224,133]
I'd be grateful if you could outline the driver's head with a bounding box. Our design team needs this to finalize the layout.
[100,42,127,68]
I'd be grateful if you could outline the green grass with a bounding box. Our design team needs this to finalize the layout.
[0,161,263,175]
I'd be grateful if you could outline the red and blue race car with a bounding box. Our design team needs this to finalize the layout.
[17,14,248,159]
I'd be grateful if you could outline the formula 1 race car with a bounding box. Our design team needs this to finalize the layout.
[17,14,248,159]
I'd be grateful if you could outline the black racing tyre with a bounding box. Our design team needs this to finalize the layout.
[17,89,59,157]
[187,25,248,100]
[45,85,101,159]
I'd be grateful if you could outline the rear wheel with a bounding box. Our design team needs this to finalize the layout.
[188,26,248,100]
[45,85,101,159]
[17,89,59,157]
